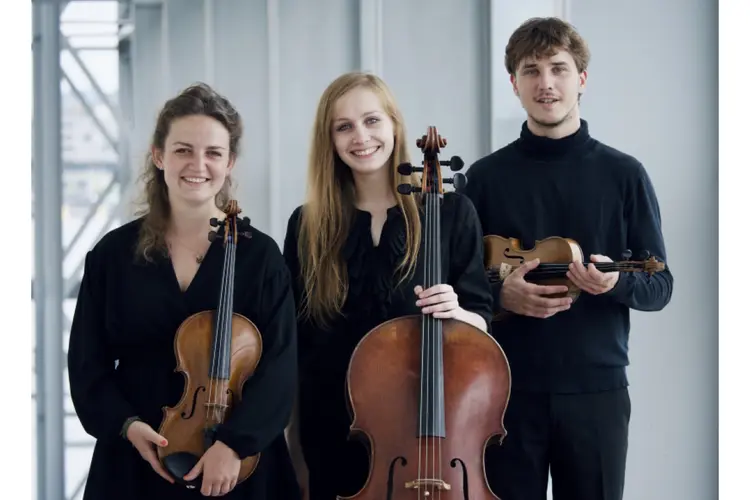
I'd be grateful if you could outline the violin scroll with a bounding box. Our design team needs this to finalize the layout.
[397,126,467,197]
[208,203,253,243]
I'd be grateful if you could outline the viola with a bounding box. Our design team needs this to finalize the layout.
[157,200,262,488]
[484,235,666,320]
[345,127,511,500]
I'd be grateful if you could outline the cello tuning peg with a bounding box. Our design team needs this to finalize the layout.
[440,155,464,172]
[453,172,466,190]
[397,183,415,195]
[208,230,218,242]
[621,249,632,260]
[397,162,414,175]
[442,173,467,190]
[209,217,220,227]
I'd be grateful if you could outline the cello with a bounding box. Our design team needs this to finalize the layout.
[345,127,511,500]
[157,200,263,488]
[484,235,666,320]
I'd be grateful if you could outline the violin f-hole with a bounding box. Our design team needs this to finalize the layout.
[503,248,524,264]
[180,386,206,419]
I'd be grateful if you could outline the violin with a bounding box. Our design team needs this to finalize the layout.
[484,235,666,320]
[157,200,263,488]
[345,127,511,500]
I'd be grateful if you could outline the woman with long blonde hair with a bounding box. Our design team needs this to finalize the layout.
[283,72,493,499]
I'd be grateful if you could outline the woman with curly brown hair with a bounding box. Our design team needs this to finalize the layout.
[67,82,300,500]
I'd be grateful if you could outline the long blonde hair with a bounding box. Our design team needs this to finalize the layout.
[133,83,242,262]
[298,72,422,327]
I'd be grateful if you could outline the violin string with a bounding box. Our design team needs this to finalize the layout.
[207,226,227,429]
[487,263,643,281]
[219,230,235,425]
[215,232,232,424]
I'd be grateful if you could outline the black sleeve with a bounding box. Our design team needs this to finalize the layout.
[448,194,494,330]
[461,164,505,317]
[282,206,304,309]
[214,253,298,458]
[67,250,138,440]
[605,164,674,311]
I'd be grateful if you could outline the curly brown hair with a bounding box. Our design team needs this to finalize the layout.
[505,17,590,75]
[133,82,243,262]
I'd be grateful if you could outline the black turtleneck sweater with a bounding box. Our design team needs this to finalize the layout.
[461,119,673,393]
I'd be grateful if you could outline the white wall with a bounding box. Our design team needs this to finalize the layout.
[567,1,718,498]
[127,1,718,498]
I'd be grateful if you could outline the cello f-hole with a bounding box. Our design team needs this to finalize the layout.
[450,458,470,500]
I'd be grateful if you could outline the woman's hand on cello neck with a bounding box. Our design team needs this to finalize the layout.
[414,284,488,332]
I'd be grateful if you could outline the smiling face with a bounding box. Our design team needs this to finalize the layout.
[511,48,587,135]
[152,114,235,209]
[330,86,395,176]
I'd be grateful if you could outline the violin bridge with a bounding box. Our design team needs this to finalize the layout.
[404,478,451,493]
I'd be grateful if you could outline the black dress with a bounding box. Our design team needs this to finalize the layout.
[282,192,494,500]
[67,217,301,500]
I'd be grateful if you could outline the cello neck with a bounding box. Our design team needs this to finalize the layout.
[397,126,466,440]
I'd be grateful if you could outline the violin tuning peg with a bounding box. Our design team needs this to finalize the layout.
[208,230,218,242]
[621,249,632,260]
[210,217,219,227]
[640,250,651,260]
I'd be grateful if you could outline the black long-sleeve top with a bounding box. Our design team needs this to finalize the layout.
[282,192,494,499]
[67,218,300,499]
[461,119,674,394]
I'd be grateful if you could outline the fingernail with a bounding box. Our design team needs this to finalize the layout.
[161,440,167,446]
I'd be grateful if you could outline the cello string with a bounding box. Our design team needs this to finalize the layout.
[417,170,427,495]
[431,187,439,498]
[428,187,435,496]
[436,185,443,498]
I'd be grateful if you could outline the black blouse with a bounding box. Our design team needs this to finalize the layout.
[282,192,493,496]
[66,218,300,500]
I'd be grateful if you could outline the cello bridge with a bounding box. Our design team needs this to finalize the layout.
[405,478,451,493]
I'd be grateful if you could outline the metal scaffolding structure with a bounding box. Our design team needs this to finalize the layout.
[33,1,133,498]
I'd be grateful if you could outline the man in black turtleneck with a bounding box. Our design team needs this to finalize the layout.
[461,17,673,500]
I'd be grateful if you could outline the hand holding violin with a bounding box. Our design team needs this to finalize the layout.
[125,420,174,484]
[566,254,620,295]
[500,259,573,319]
[183,440,241,496]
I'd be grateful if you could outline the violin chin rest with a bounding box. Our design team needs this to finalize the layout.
[163,451,202,489]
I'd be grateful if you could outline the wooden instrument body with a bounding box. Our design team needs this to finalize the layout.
[157,310,263,486]
[156,201,262,488]
[344,316,510,500]
[484,235,584,301]
[484,234,666,321]
[343,127,511,500]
